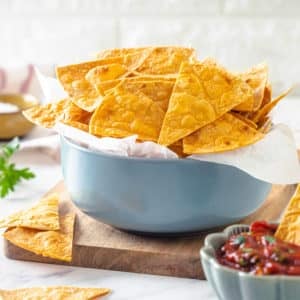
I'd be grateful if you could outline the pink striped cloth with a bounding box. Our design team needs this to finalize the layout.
[0,64,54,102]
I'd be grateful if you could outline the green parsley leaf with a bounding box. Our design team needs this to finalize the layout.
[0,138,35,198]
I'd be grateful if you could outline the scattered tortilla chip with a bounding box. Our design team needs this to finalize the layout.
[89,88,165,142]
[0,286,110,300]
[158,59,254,146]
[251,87,293,124]
[4,213,75,262]
[183,113,264,154]
[275,184,300,245]
[234,63,268,112]
[0,193,59,230]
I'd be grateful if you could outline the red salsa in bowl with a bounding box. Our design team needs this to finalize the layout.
[217,221,300,275]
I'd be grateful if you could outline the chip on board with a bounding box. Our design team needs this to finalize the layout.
[183,113,264,154]
[158,59,254,146]
[89,88,165,142]
[0,286,110,300]
[234,63,268,112]
[4,213,75,262]
[0,193,59,230]
[275,184,300,245]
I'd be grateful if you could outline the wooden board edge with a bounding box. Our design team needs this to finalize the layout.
[3,238,204,280]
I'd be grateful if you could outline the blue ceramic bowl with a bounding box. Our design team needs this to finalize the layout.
[201,224,300,300]
[60,136,271,234]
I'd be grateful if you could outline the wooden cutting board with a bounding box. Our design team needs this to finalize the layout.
[3,181,296,279]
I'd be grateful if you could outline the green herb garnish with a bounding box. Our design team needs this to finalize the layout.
[0,138,35,198]
[264,235,276,244]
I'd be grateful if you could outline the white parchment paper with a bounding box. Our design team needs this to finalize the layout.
[39,70,300,184]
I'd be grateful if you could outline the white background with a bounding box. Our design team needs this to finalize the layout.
[0,0,299,95]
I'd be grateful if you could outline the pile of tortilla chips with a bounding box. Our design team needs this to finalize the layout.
[0,194,75,262]
[24,46,291,156]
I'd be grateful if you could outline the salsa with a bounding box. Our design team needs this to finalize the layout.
[217,221,300,275]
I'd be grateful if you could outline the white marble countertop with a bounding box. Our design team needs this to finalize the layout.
[0,97,300,299]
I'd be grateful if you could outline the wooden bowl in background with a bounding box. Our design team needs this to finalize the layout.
[0,93,39,139]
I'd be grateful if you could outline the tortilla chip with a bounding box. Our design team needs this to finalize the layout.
[234,63,268,112]
[89,75,176,95]
[4,213,75,262]
[64,101,92,126]
[168,140,187,157]
[62,120,89,132]
[135,46,196,75]
[259,117,272,133]
[56,51,150,112]
[0,286,110,300]
[23,99,69,128]
[261,82,272,108]
[115,80,175,112]
[89,88,165,142]
[97,46,195,64]
[0,193,59,230]
[158,59,254,146]
[23,100,91,130]
[251,87,293,124]
[231,112,258,129]
[85,63,128,85]
[275,184,300,245]
[183,113,264,154]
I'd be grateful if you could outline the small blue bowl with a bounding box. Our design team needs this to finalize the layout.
[201,224,300,300]
[60,136,271,234]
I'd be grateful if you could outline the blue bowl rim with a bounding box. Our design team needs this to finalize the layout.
[60,135,271,182]
[61,134,237,165]
[200,223,300,281]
